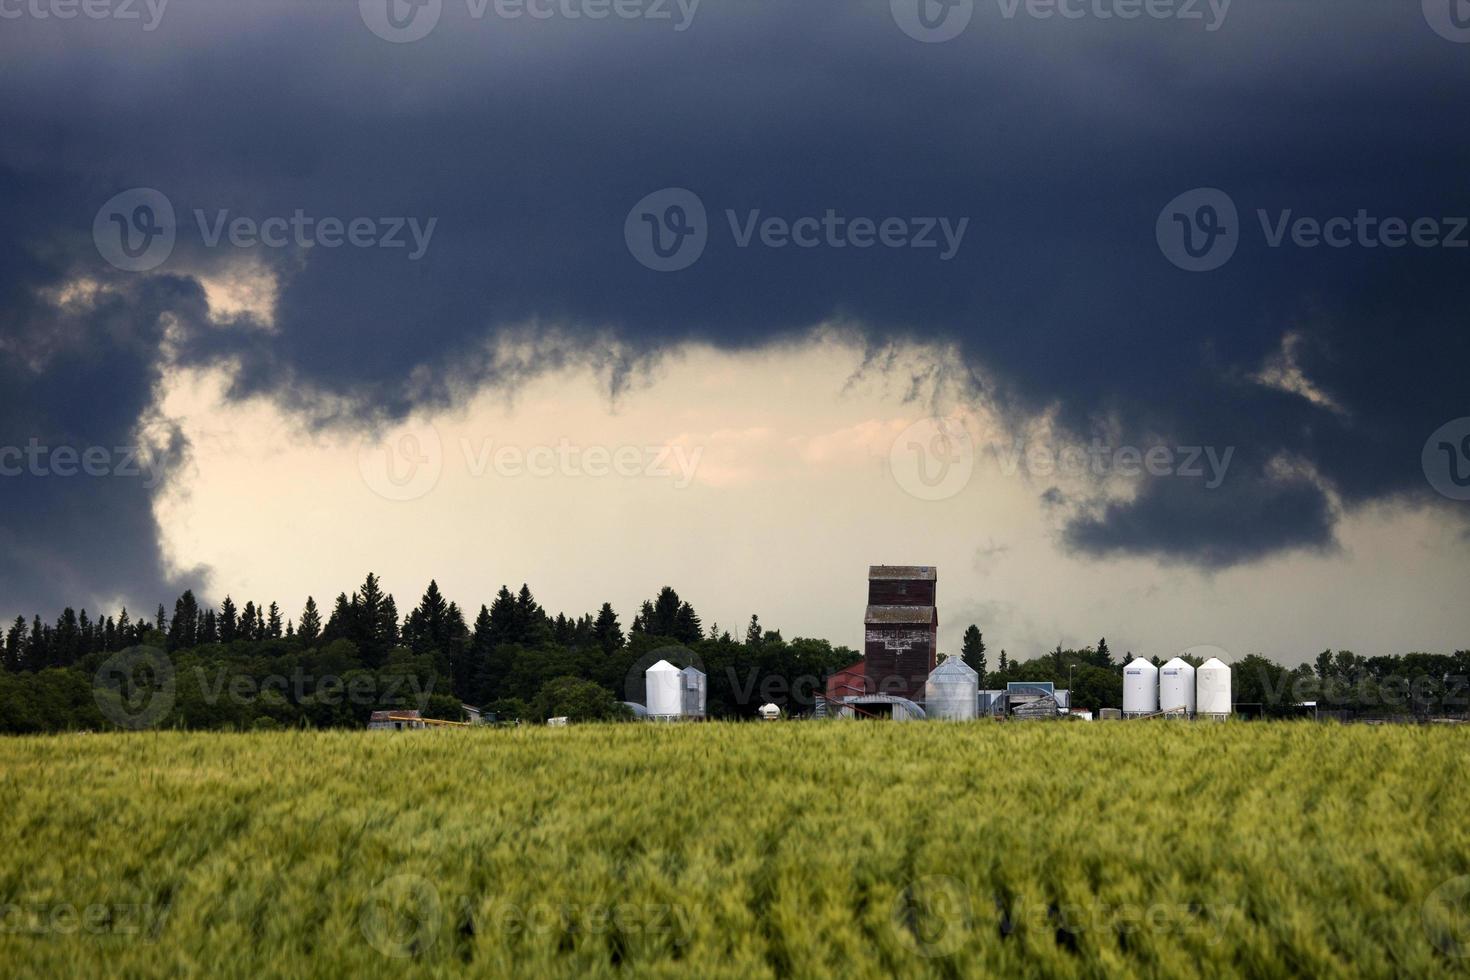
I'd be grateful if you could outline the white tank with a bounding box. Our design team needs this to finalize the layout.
[924,656,979,720]
[758,703,781,721]
[1159,657,1196,716]
[1196,657,1232,716]
[1122,658,1159,716]
[646,660,682,716]
[680,665,707,718]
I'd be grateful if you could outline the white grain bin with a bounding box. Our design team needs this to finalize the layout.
[646,660,683,717]
[924,656,979,721]
[1196,657,1232,717]
[1159,657,1197,716]
[680,665,707,718]
[758,703,781,721]
[1122,658,1159,716]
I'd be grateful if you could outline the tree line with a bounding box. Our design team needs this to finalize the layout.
[2,575,1466,733]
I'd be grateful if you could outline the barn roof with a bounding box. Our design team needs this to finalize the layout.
[864,604,936,625]
[867,565,937,581]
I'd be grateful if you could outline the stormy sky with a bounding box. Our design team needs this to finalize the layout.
[1,0,1467,661]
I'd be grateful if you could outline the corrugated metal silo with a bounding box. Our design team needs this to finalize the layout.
[1159,657,1196,716]
[924,656,978,720]
[646,660,682,716]
[680,665,707,718]
[1196,657,1232,716]
[1122,658,1159,716]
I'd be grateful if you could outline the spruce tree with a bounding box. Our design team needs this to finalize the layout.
[593,603,623,655]
[298,597,322,644]
[219,596,238,642]
[961,625,987,681]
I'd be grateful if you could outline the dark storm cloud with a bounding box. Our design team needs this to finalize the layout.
[1,0,1467,612]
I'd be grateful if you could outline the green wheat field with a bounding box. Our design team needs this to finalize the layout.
[3,722,1469,977]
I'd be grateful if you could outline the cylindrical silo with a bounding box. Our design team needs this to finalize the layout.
[924,657,979,720]
[646,660,682,716]
[1159,657,1196,716]
[1122,658,1159,716]
[1196,658,1232,717]
[680,665,707,718]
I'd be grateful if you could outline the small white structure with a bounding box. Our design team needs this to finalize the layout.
[925,656,979,721]
[680,665,707,718]
[758,703,781,721]
[1159,657,1197,716]
[1196,657,1233,717]
[645,660,683,717]
[547,716,569,727]
[1122,658,1159,717]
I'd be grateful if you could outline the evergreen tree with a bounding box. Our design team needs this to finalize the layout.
[199,609,219,645]
[998,649,1009,673]
[4,616,27,672]
[116,608,131,647]
[167,591,200,651]
[267,602,283,639]
[592,603,623,654]
[961,625,987,680]
[674,602,703,645]
[408,580,450,654]
[745,614,763,647]
[1095,637,1112,667]
[55,608,81,666]
[298,597,322,644]
[155,604,167,634]
[219,596,238,643]
[26,615,47,671]
[486,586,517,646]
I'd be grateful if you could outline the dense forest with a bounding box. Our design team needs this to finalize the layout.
[1,573,1467,732]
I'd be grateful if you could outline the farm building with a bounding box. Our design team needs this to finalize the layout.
[368,710,424,731]
[862,565,938,701]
